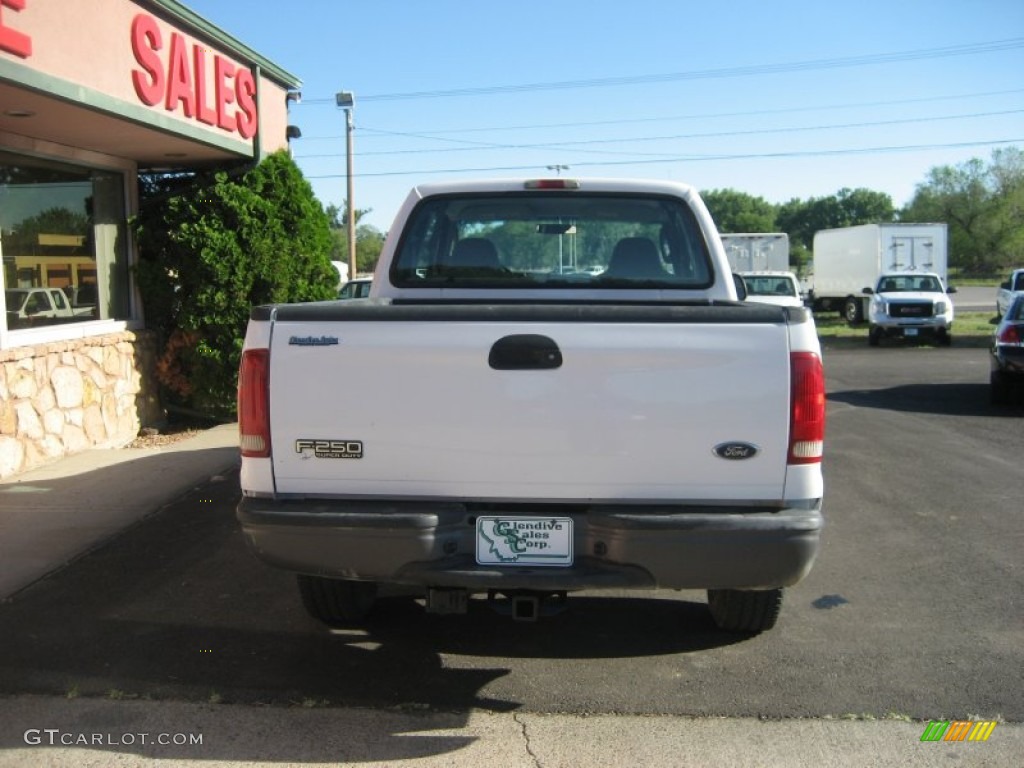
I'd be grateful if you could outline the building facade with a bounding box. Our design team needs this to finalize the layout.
[0,0,300,476]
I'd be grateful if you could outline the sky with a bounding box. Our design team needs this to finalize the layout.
[183,0,1024,231]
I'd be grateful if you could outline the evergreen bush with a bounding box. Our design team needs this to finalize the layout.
[134,151,337,416]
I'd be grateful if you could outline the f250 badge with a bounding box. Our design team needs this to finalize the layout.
[295,439,363,459]
[713,442,759,460]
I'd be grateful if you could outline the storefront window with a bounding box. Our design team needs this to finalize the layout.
[0,151,128,332]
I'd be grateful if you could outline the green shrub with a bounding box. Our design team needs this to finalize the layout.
[134,151,337,416]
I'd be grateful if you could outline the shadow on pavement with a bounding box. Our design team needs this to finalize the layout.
[0,460,748,763]
[829,382,1024,417]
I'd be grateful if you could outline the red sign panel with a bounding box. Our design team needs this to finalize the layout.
[130,13,257,139]
[0,0,32,58]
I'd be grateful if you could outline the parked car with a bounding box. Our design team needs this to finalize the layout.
[996,268,1024,318]
[738,271,804,308]
[864,272,955,347]
[990,293,1024,405]
[5,287,87,328]
[338,277,372,300]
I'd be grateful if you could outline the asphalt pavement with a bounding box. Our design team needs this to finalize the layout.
[0,398,1020,766]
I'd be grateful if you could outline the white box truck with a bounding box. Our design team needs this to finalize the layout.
[809,223,949,326]
[721,233,790,272]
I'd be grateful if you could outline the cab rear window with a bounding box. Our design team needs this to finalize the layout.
[390,192,713,289]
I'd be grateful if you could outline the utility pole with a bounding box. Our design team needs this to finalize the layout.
[336,91,356,280]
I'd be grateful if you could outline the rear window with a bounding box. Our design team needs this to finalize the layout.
[744,276,798,298]
[390,192,713,289]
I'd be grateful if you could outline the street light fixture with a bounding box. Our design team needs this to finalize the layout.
[336,90,356,281]
[546,164,569,176]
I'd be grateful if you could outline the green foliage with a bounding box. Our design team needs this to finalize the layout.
[328,205,385,274]
[133,151,337,416]
[331,223,386,274]
[4,206,90,254]
[777,188,895,252]
[700,189,777,233]
[901,147,1024,273]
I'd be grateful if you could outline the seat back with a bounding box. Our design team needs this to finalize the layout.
[449,238,501,271]
[605,237,667,279]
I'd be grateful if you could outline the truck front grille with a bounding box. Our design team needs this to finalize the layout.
[889,302,933,318]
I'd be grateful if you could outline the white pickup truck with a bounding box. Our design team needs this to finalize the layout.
[236,178,826,634]
[5,287,94,329]
[864,272,955,346]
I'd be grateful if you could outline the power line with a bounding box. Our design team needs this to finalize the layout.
[302,139,1024,179]
[299,39,1024,105]
[298,88,1024,140]
[293,109,1024,160]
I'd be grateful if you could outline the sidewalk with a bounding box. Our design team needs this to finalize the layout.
[0,695,1019,767]
[0,423,239,600]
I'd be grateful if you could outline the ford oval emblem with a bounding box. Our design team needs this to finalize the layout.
[713,442,760,460]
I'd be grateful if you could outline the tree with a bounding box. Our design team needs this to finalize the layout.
[134,151,337,416]
[836,187,895,224]
[699,189,777,233]
[327,204,385,274]
[901,147,1024,273]
[777,188,895,254]
[4,206,91,256]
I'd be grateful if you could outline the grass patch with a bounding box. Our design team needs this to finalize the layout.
[814,311,996,348]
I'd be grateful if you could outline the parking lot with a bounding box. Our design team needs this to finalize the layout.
[0,341,1018,715]
[0,341,1020,765]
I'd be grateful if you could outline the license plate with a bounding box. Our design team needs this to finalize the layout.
[475,517,573,566]
[904,328,919,337]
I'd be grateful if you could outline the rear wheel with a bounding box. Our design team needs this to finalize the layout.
[707,588,783,633]
[298,575,377,626]
[844,297,864,326]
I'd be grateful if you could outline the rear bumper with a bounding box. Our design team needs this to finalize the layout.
[992,346,1024,376]
[237,498,823,591]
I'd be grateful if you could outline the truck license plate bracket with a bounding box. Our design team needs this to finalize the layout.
[475,516,574,566]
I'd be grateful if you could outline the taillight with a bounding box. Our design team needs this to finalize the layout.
[789,352,825,465]
[998,324,1022,345]
[238,349,270,458]
[524,179,581,190]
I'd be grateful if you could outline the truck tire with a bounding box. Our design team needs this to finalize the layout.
[297,575,377,626]
[937,329,952,347]
[868,326,881,346]
[707,588,783,633]
[843,297,864,326]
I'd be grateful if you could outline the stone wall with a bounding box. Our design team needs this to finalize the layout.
[0,331,162,478]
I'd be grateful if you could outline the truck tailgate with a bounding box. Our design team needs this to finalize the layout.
[267,304,792,503]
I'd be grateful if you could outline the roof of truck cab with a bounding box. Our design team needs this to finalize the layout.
[406,177,702,200]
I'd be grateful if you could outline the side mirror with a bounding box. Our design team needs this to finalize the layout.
[732,273,747,300]
[1001,280,1011,289]
[863,287,874,295]
[946,286,957,294]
